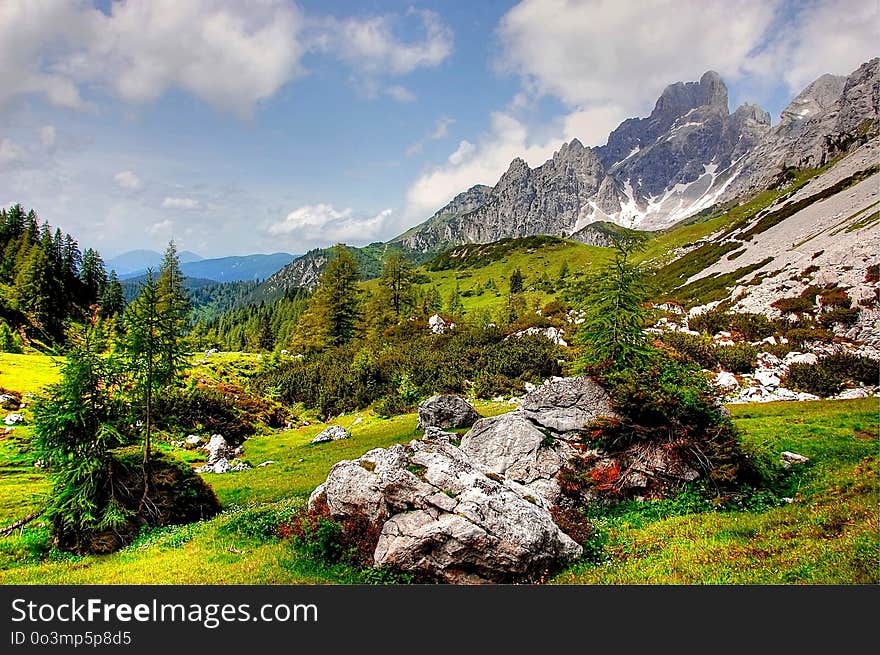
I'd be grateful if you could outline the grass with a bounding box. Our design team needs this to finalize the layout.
[0,353,61,395]
[555,398,879,584]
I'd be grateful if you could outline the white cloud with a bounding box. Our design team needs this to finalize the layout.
[386,85,416,103]
[148,218,173,236]
[162,196,200,210]
[496,0,780,115]
[114,170,143,191]
[405,116,456,157]
[315,9,453,76]
[755,0,879,93]
[0,1,93,111]
[0,2,455,117]
[39,125,57,150]
[0,137,25,168]
[266,203,394,248]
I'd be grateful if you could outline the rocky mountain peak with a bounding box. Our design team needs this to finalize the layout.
[651,69,729,121]
[780,72,847,125]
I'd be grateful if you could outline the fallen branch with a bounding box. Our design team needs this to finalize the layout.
[0,509,44,537]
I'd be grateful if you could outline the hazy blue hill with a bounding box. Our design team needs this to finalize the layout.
[109,249,203,276]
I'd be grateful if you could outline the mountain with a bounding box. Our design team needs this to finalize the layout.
[178,253,297,282]
[108,249,203,276]
[261,57,879,294]
[395,58,878,252]
[115,252,298,282]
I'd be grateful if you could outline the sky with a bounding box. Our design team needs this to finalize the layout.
[0,0,877,259]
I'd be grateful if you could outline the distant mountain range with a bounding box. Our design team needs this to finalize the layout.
[111,251,299,282]
[259,57,880,295]
[107,249,203,276]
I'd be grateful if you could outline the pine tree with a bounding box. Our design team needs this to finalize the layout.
[123,271,160,496]
[318,245,361,346]
[446,282,463,315]
[33,324,124,551]
[155,241,190,386]
[80,248,107,304]
[378,250,415,317]
[576,234,650,371]
[100,271,125,318]
[509,267,525,295]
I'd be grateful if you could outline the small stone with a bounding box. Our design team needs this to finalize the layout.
[311,425,349,444]
[780,451,809,468]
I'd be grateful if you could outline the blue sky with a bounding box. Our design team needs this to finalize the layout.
[0,0,876,258]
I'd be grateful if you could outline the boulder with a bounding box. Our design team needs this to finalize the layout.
[784,352,819,366]
[460,411,576,505]
[417,395,480,430]
[311,425,349,444]
[201,434,232,463]
[422,426,457,444]
[196,458,252,474]
[780,451,809,468]
[184,435,203,448]
[520,376,616,433]
[835,387,871,400]
[3,413,24,426]
[311,439,582,583]
[3,426,13,435]
[754,370,781,389]
[0,394,17,410]
[714,371,739,391]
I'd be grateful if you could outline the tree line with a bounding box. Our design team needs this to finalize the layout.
[0,204,123,348]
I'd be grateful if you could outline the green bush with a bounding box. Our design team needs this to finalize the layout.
[688,310,728,335]
[659,332,717,369]
[715,343,758,373]
[785,353,878,396]
[818,307,860,327]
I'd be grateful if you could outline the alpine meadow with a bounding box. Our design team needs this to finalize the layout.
[0,0,877,588]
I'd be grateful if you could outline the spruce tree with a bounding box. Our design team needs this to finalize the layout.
[378,250,414,317]
[100,271,125,317]
[155,241,190,385]
[123,271,160,501]
[319,245,361,346]
[33,325,125,551]
[576,234,650,371]
[509,267,525,294]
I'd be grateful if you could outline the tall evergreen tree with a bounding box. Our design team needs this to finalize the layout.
[33,325,124,551]
[318,245,361,346]
[123,271,161,498]
[80,248,107,304]
[378,250,415,317]
[100,271,125,318]
[155,241,190,385]
[509,267,525,295]
[576,234,650,371]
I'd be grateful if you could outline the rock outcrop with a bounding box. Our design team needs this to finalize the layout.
[307,375,734,582]
[309,438,582,583]
[417,395,480,430]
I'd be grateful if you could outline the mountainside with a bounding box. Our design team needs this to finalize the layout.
[394,58,878,252]
[108,249,202,275]
[260,57,879,295]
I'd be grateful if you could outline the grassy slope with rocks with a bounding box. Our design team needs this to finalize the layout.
[0,351,876,584]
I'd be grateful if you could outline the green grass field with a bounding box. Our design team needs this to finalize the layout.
[0,354,876,585]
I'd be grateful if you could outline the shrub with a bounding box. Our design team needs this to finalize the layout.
[688,310,728,335]
[866,264,879,283]
[153,387,256,445]
[785,353,878,396]
[726,312,773,341]
[772,296,814,314]
[819,287,852,309]
[659,332,716,369]
[715,343,758,373]
[819,307,860,327]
